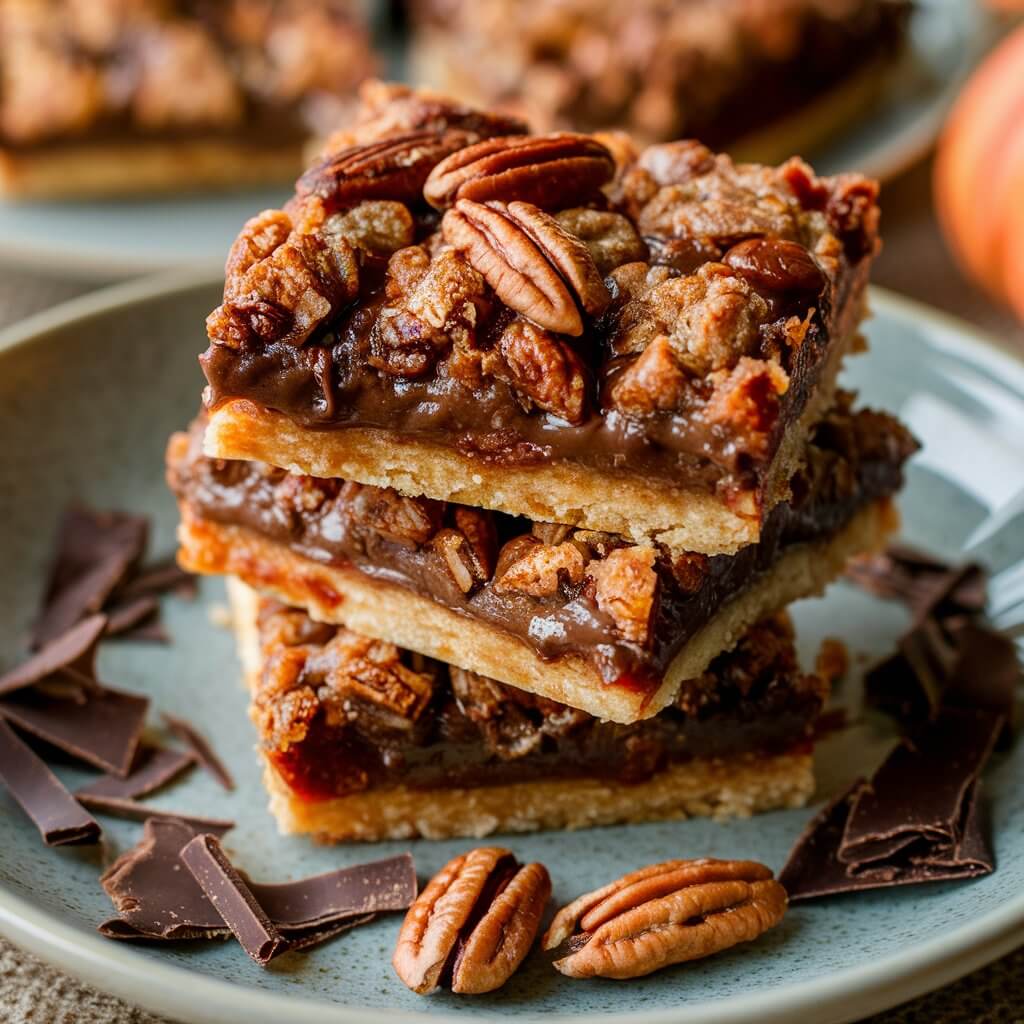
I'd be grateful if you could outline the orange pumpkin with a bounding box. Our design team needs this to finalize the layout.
[934,27,1024,322]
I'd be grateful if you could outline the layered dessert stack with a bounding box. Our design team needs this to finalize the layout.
[168,82,917,841]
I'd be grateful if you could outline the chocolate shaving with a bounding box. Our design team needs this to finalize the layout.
[115,619,171,644]
[103,596,161,638]
[161,714,234,791]
[0,719,100,846]
[839,708,1002,867]
[851,545,1017,734]
[181,834,289,966]
[250,854,418,927]
[32,507,148,649]
[779,708,1001,900]
[78,795,233,833]
[114,561,198,603]
[101,819,232,940]
[0,614,107,698]
[76,746,195,800]
[100,819,414,952]
[0,686,149,777]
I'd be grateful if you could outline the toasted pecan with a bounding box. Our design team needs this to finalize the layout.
[393,847,550,995]
[544,858,786,979]
[424,132,614,211]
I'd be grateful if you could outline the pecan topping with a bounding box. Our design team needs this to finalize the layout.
[423,133,614,211]
[442,199,609,336]
[370,247,489,377]
[431,527,496,595]
[587,546,658,643]
[341,481,444,548]
[609,335,687,415]
[638,140,716,186]
[297,130,474,212]
[223,210,292,298]
[543,858,786,979]
[207,225,359,348]
[493,537,587,597]
[484,318,589,424]
[322,200,415,258]
[723,238,826,299]
[393,847,550,995]
[554,208,647,275]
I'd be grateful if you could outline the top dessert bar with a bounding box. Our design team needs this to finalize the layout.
[411,0,911,158]
[0,0,374,198]
[200,82,881,556]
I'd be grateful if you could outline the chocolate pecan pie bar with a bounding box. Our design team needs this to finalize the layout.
[171,396,915,723]
[410,0,911,161]
[200,84,882,556]
[229,579,828,841]
[0,0,375,198]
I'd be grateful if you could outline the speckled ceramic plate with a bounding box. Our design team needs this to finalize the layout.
[0,0,990,279]
[0,276,1021,1024]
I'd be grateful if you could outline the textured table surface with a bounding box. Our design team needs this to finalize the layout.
[0,156,1021,1023]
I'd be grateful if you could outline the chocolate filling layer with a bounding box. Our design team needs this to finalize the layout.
[252,601,826,800]
[170,397,916,689]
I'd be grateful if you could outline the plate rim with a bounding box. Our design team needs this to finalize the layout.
[0,273,1021,1024]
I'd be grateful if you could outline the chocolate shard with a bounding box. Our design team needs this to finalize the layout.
[779,708,1001,901]
[0,685,149,777]
[103,596,161,638]
[0,719,101,846]
[838,708,1002,867]
[778,780,867,901]
[249,853,418,928]
[77,795,233,833]
[99,819,412,953]
[76,746,195,800]
[0,614,107,698]
[113,560,198,603]
[181,834,289,966]
[944,623,1019,725]
[161,713,234,791]
[33,507,148,650]
[101,818,231,939]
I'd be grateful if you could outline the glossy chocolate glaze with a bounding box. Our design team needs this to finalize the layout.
[171,400,916,690]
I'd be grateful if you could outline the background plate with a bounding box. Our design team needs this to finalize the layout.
[0,279,1021,1024]
[0,0,988,279]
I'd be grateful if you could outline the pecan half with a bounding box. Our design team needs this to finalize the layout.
[424,133,614,211]
[442,199,609,336]
[393,847,550,995]
[543,858,786,980]
[297,130,473,211]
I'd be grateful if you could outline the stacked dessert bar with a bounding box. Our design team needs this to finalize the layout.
[169,82,917,841]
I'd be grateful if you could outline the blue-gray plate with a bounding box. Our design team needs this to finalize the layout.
[0,277,1021,1024]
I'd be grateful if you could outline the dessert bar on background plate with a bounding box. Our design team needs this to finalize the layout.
[409,0,912,159]
[171,398,914,722]
[199,83,882,557]
[0,273,1020,1024]
[0,0,375,199]
[228,580,827,841]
